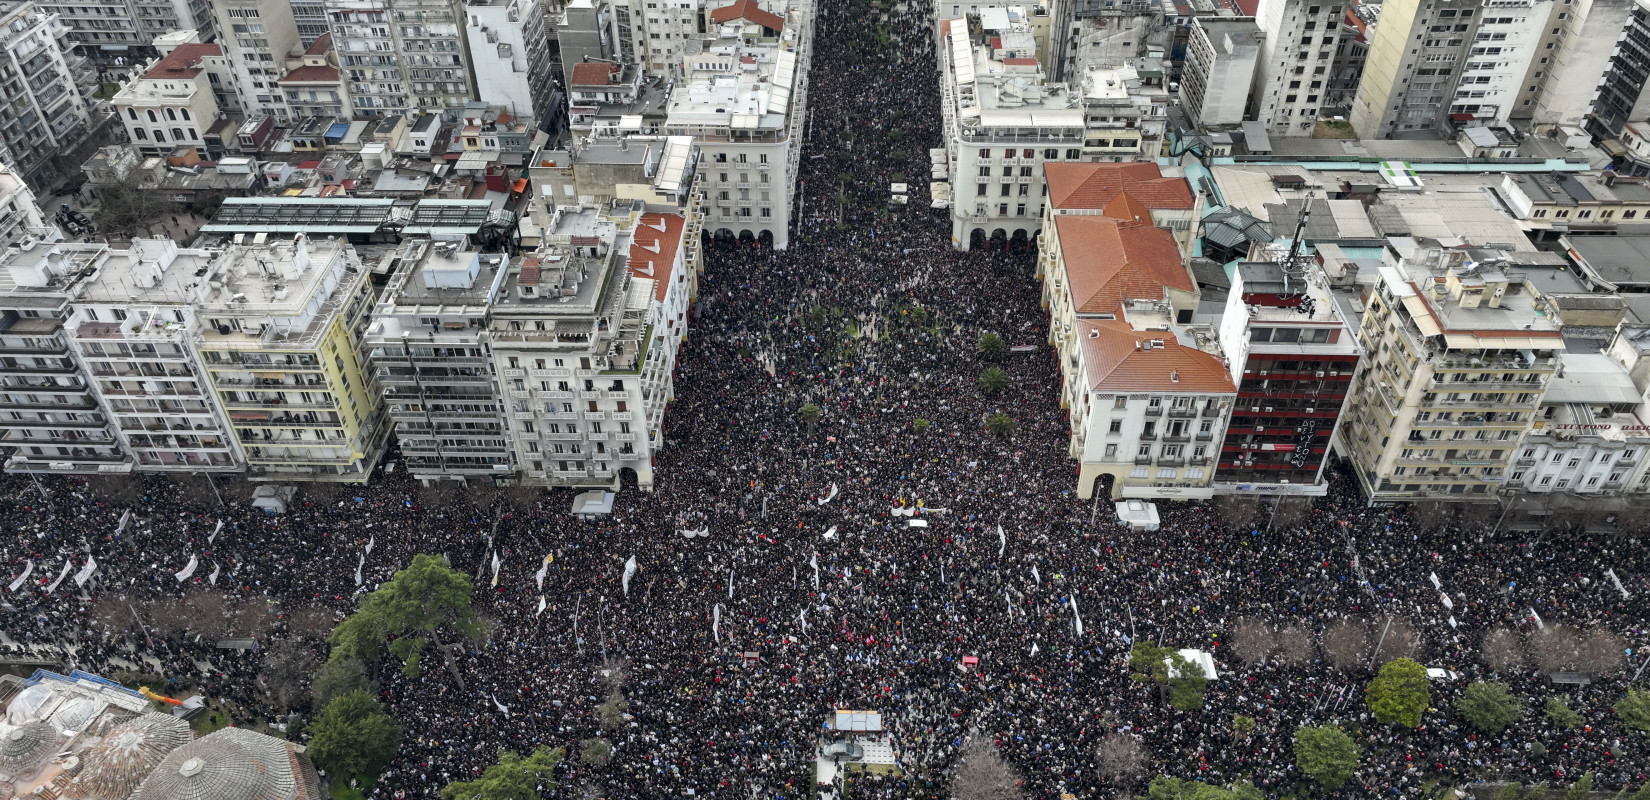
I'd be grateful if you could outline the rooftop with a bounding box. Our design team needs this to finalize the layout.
[1563,234,1650,289]
[140,44,222,81]
[945,19,1081,131]
[1056,216,1191,315]
[1078,319,1236,393]
[665,40,798,135]
[709,0,786,30]
[1381,245,1566,343]
[71,238,215,306]
[627,213,683,302]
[1046,162,1194,211]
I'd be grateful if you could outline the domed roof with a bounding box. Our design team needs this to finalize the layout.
[5,685,52,724]
[0,721,62,776]
[72,713,193,800]
[49,697,100,731]
[130,727,301,800]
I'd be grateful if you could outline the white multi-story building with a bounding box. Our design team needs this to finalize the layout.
[488,203,686,488]
[1506,351,1650,497]
[938,16,1083,250]
[326,0,475,115]
[39,0,212,50]
[1252,0,1348,136]
[0,2,93,190]
[63,237,240,472]
[1179,17,1261,128]
[1448,0,1557,128]
[464,0,556,124]
[628,0,701,77]
[112,43,222,160]
[211,0,301,120]
[0,164,49,251]
[1078,62,1167,162]
[668,0,809,249]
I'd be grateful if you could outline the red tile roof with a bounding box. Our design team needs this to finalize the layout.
[1003,57,1039,66]
[1054,215,1191,315]
[1044,162,1195,211]
[1078,320,1236,393]
[570,61,621,87]
[142,43,222,80]
[280,65,339,84]
[628,213,685,302]
[709,0,785,31]
[304,32,333,57]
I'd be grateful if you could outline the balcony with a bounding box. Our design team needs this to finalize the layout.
[1143,407,1162,417]
[1134,456,1153,465]
[1202,406,1222,417]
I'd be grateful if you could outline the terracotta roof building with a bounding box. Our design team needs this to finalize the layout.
[709,0,786,32]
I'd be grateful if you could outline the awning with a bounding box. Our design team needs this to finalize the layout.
[100,45,130,51]
[511,178,528,194]
[1449,113,1474,122]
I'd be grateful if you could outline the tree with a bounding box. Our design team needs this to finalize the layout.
[595,690,629,735]
[1293,725,1360,790]
[1532,626,1579,673]
[439,746,564,800]
[977,332,1007,361]
[1232,715,1256,736]
[1618,688,1650,732]
[1095,734,1148,786]
[1563,772,1595,800]
[1130,642,1208,711]
[1577,628,1625,675]
[307,690,403,783]
[1481,627,1524,672]
[578,738,612,767]
[1142,777,1262,800]
[911,418,931,435]
[329,553,484,691]
[1456,682,1522,733]
[1277,624,1315,666]
[1271,497,1312,529]
[91,176,178,240]
[978,367,1009,396]
[799,403,822,431]
[1410,501,1456,534]
[1544,697,1583,730]
[951,739,1023,800]
[1324,619,1369,672]
[1215,495,1262,531]
[1366,658,1431,728]
[259,638,318,711]
[986,412,1015,437]
[311,655,376,708]
[1232,618,1275,665]
[1373,617,1420,664]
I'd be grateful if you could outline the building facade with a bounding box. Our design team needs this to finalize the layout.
[326,0,475,115]
[112,44,222,160]
[0,2,93,190]
[464,0,555,124]
[1533,0,1635,129]
[1179,17,1261,128]
[1587,0,1650,139]
[1252,0,1348,136]
[211,0,301,121]
[1350,0,1480,137]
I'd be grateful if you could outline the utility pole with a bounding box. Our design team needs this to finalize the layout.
[1369,615,1394,669]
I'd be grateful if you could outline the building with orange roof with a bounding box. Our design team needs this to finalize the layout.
[113,44,226,160]
[277,33,353,120]
[1039,161,1200,255]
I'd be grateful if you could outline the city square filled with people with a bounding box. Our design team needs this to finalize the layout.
[3,0,1650,798]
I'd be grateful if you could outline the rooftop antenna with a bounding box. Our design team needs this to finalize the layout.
[1280,193,1313,298]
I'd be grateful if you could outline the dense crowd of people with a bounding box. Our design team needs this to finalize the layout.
[2,0,1649,798]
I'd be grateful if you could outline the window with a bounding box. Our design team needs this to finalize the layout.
[1114,397,1127,409]
[1104,444,1117,458]
[1109,419,1123,434]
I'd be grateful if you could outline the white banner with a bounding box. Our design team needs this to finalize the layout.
[1607,568,1629,599]
[208,562,220,586]
[817,483,838,505]
[1032,565,1040,586]
[490,551,500,588]
[1439,592,1453,610]
[810,553,820,591]
[45,561,72,594]
[207,519,222,545]
[727,567,735,599]
[798,608,807,633]
[998,525,1006,558]
[1069,594,1084,636]
[490,693,510,717]
[1429,572,1442,590]
[365,535,375,555]
[1529,607,1545,630]
[73,556,97,587]
[536,596,547,617]
[8,560,34,592]
[712,603,722,643]
[174,554,198,582]
[622,555,638,596]
[116,509,131,535]
[355,553,365,587]
[535,555,550,590]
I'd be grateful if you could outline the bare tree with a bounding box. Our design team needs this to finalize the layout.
[952,739,1024,800]
[227,598,277,637]
[180,591,233,638]
[1232,618,1275,665]
[1576,628,1625,676]
[1410,501,1456,534]
[1480,627,1524,672]
[1272,497,1313,529]
[1215,495,1263,531]
[1532,625,1580,673]
[1095,734,1149,787]
[90,594,143,639]
[86,475,146,506]
[1375,617,1421,663]
[259,638,318,710]
[143,598,195,639]
[1324,619,1369,672]
[285,605,337,640]
[1277,624,1315,666]
[1457,503,1500,530]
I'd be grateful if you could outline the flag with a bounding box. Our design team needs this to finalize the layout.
[209,562,222,586]
[1069,594,1084,636]
[45,561,72,594]
[490,551,501,588]
[354,553,365,587]
[535,555,550,590]
[1429,572,1442,590]
[490,694,511,717]
[998,525,1005,558]
[1530,608,1545,630]
[727,567,735,599]
[1032,565,1040,586]
[622,555,638,596]
[207,519,222,545]
[116,509,131,535]
[8,560,33,592]
[174,554,198,582]
[817,483,838,505]
[713,604,722,643]
[72,556,97,588]
[810,553,820,591]
[536,596,547,617]
[365,535,375,555]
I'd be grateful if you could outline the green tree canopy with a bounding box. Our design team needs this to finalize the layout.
[1293,725,1360,790]
[799,403,823,426]
[1129,642,1209,711]
[329,554,483,664]
[307,690,403,783]
[1141,776,1263,800]
[310,655,376,708]
[1456,681,1523,733]
[977,332,1007,360]
[440,747,564,800]
[986,412,1016,437]
[979,367,1009,396]
[1619,688,1650,732]
[1366,657,1431,728]
[1544,697,1583,730]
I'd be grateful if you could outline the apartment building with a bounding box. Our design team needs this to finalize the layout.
[1500,171,1650,232]
[1339,245,1562,501]
[1506,349,1650,497]
[39,0,212,50]
[1213,253,1361,495]
[364,236,511,480]
[64,237,240,471]
[669,0,808,249]
[279,33,354,119]
[211,0,301,120]
[1251,0,1348,136]
[489,204,668,487]
[1534,0,1635,129]
[1078,62,1168,162]
[0,2,93,190]
[555,0,620,90]
[326,0,475,115]
[1179,17,1261,128]
[194,234,387,482]
[1588,0,1650,139]
[1042,162,1199,258]
[0,235,129,475]
[463,0,554,124]
[1059,0,1154,83]
[629,0,701,77]
[112,43,222,160]
[939,16,1083,250]
[0,164,48,251]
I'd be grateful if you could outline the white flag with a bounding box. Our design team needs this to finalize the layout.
[354,553,365,587]
[713,603,722,643]
[1429,572,1442,590]
[116,509,131,535]
[998,525,1006,558]
[1439,592,1453,610]
[817,483,838,505]
[208,562,221,586]
[490,551,501,588]
[45,561,72,594]
[536,596,547,617]
[823,526,838,540]
[727,567,735,599]
[1032,566,1041,585]
[622,555,638,596]
[1069,594,1084,636]
[73,556,97,587]
[1607,568,1629,599]
[365,535,375,555]
[1030,642,1038,656]
[8,560,33,592]
[207,519,222,545]
[1530,608,1545,630]
[810,553,820,591]
[535,555,550,590]
[799,608,808,633]
[1448,616,1458,629]
[174,554,198,582]
[490,693,510,717]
